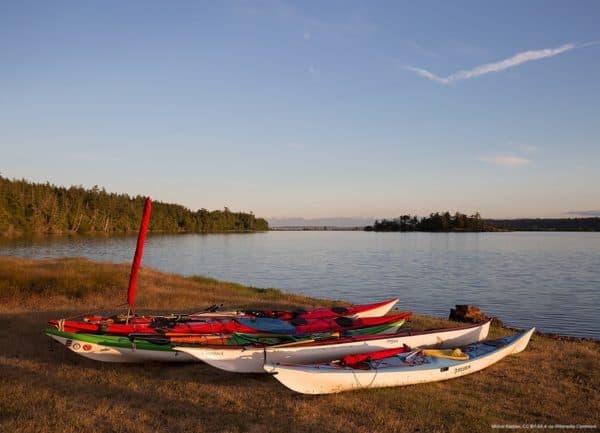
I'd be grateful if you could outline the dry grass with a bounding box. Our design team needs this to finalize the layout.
[0,256,326,314]
[0,256,598,433]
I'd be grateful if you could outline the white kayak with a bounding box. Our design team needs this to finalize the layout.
[174,319,491,373]
[264,327,535,394]
[45,328,195,363]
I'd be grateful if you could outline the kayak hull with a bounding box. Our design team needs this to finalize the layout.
[264,328,534,394]
[175,320,491,373]
[45,329,196,363]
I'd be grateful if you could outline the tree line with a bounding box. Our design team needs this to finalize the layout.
[487,218,600,231]
[366,212,489,232]
[0,176,268,236]
[365,212,600,232]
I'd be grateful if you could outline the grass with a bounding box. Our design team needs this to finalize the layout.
[0,256,598,433]
[0,256,326,313]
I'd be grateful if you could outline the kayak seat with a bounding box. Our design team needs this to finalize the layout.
[151,317,174,329]
[290,317,308,326]
[333,317,354,327]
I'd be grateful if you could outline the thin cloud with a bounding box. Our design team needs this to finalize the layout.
[564,210,600,217]
[479,155,530,168]
[404,42,586,84]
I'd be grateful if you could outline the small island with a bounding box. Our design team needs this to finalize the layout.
[365,212,600,232]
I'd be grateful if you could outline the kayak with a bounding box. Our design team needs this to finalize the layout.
[226,317,407,346]
[263,327,534,394]
[45,328,196,363]
[235,312,412,335]
[48,317,257,336]
[245,297,399,320]
[289,297,398,320]
[44,317,408,363]
[174,319,492,373]
[49,311,411,336]
[47,298,400,335]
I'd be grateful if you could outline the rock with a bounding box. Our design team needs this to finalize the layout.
[491,317,505,328]
[449,305,488,323]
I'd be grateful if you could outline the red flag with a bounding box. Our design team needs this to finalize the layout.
[127,197,152,312]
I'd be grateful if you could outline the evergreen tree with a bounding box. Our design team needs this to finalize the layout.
[0,176,269,235]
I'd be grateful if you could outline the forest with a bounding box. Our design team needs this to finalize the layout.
[366,212,490,232]
[365,212,600,232]
[486,218,600,231]
[0,176,268,236]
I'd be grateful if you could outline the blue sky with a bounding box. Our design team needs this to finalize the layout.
[1,1,599,219]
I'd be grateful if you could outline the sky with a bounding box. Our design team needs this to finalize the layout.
[1,1,599,220]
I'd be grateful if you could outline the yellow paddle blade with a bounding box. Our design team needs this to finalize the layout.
[422,348,469,360]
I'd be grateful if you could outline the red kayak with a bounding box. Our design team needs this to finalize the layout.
[291,312,412,335]
[48,310,411,336]
[48,316,255,336]
[48,298,400,335]
[246,297,399,321]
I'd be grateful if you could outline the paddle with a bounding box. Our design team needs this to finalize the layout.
[125,197,151,323]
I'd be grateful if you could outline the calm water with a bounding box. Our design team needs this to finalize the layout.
[1,231,599,339]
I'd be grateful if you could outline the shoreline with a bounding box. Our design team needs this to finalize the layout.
[1,254,597,341]
[1,229,269,239]
[4,229,600,239]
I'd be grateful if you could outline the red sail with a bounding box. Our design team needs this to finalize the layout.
[127,197,152,312]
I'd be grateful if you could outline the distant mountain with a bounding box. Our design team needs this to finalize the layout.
[268,217,374,228]
[564,210,600,217]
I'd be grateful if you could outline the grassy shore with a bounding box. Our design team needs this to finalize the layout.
[0,256,598,433]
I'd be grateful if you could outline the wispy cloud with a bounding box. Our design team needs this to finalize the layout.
[564,210,600,217]
[308,65,320,80]
[403,42,588,84]
[479,155,530,168]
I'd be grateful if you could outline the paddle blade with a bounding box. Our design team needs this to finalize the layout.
[127,197,152,310]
